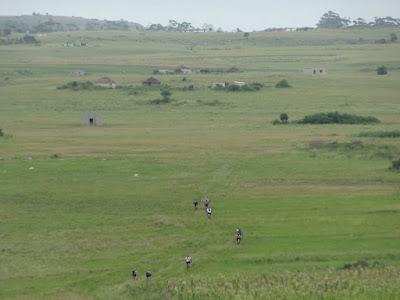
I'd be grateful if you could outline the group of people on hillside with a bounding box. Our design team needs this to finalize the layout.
[193,197,212,218]
[131,197,244,280]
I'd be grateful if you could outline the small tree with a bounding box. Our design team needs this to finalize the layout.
[390,159,400,172]
[3,28,11,36]
[390,33,398,43]
[275,79,291,88]
[376,66,388,75]
[280,113,289,124]
[244,32,250,39]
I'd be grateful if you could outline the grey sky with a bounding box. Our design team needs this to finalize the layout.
[0,0,399,30]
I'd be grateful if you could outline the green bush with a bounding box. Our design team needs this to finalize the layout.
[390,159,400,172]
[0,128,4,136]
[57,81,95,91]
[150,88,173,104]
[280,113,289,124]
[275,79,291,88]
[376,66,388,75]
[227,84,241,92]
[272,119,281,125]
[297,112,380,125]
[357,131,400,138]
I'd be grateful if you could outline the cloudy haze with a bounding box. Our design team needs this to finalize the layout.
[0,0,399,31]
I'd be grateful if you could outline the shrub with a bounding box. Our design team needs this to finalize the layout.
[57,81,95,90]
[0,129,4,136]
[297,112,380,125]
[280,113,289,124]
[356,131,400,138]
[275,79,291,88]
[196,99,227,106]
[375,38,387,44]
[150,88,173,104]
[390,159,400,172]
[183,85,194,91]
[390,33,398,43]
[341,260,369,270]
[272,119,281,125]
[227,84,241,92]
[376,66,388,75]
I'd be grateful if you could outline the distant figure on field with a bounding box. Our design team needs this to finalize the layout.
[206,207,212,218]
[193,200,199,210]
[185,255,192,270]
[236,228,243,245]
[131,270,137,280]
[146,271,152,280]
[204,198,210,209]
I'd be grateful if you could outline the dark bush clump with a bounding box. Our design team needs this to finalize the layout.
[275,79,291,88]
[150,88,172,104]
[297,112,380,125]
[375,39,387,44]
[0,129,4,136]
[280,113,289,124]
[227,84,241,92]
[57,81,95,91]
[376,65,388,75]
[390,159,400,172]
[341,260,369,270]
[272,119,281,125]
[357,131,400,138]
[340,260,384,270]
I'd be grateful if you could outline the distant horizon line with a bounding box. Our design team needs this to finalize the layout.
[0,12,399,32]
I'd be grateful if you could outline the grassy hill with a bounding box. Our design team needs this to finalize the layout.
[0,28,399,299]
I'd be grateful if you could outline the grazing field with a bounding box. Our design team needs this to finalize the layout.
[0,28,400,299]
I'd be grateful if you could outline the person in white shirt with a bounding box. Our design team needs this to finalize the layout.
[185,255,192,270]
[206,207,212,218]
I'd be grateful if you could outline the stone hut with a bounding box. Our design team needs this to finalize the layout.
[143,77,161,86]
[95,77,116,88]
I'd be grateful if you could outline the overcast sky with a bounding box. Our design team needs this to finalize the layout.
[0,0,399,31]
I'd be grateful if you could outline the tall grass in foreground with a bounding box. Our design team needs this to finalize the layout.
[106,267,400,300]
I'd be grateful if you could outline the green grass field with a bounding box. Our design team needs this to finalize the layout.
[0,28,400,299]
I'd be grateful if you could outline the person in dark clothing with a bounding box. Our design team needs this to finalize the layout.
[131,270,137,280]
[236,227,243,245]
[146,271,152,280]
[193,200,199,210]
[204,198,210,209]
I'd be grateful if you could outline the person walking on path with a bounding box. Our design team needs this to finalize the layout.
[185,255,192,270]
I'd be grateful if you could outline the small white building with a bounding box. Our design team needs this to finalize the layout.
[233,81,246,87]
[71,69,86,77]
[211,82,228,89]
[175,66,192,74]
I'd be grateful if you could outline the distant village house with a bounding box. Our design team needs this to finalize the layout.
[233,81,246,87]
[95,77,116,89]
[175,66,192,75]
[71,69,86,77]
[226,67,240,73]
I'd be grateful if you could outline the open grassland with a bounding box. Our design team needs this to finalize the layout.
[0,28,400,299]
